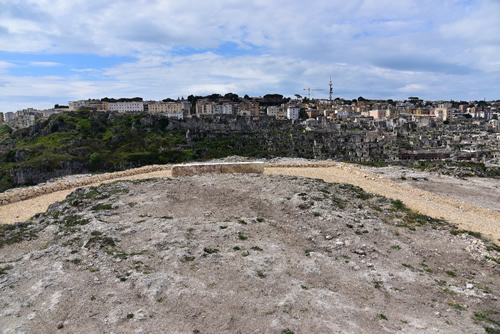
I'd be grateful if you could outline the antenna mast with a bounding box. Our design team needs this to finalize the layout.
[329,77,333,101]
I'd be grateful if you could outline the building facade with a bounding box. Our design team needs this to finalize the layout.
[107,102,144,113]
[286,106,300,120]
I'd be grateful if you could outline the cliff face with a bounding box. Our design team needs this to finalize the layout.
[0,112,392,191]
[1,112,498,192]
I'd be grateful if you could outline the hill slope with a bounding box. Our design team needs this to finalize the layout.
[1,174,499,333]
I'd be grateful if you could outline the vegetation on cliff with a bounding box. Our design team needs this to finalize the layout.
[0,111,298,191]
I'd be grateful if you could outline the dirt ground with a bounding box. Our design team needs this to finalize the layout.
[1,173,499,333]
[2,162,500,243]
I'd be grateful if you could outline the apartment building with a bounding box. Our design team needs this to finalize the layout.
[213,103,236,115]
[369,110,386,119]
[286,106,300,120]
[195,99,215,115]
[266,106,282,118]
[238,101,259,116]
[147,102,184,119]
[148,102,182,114]
[107,101,144,113]
[69,99,104,111]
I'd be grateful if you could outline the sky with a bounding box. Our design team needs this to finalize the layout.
[0,0,499,112]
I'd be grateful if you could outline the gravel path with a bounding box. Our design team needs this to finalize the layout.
[1,163,499,243]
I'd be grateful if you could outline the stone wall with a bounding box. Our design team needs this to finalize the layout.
[0,164,171,205]
[0,161,337,206]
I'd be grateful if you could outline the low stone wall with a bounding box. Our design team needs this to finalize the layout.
[265,161,337,168]
[0,161,337,206]
[0,164,171,206]
[171,162,265,177]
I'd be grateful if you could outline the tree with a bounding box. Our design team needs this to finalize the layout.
[89,152,101,171]
[205,93,222,100]
[224,92,240,102]
[294,94,302,100]
[299,108,309,120]
[263,94,284,101]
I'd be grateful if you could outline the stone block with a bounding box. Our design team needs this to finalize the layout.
[172,162,264,177]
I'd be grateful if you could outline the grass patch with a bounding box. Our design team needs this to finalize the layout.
[0,222,38,249]
[445,270,457,278]
[448,302,466,311]
[92,203,113,211]
[203,247,220,254]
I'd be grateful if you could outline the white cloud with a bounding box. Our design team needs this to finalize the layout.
[27,61,62,67]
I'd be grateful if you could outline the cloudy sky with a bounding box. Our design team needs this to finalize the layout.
[1,0,499,112]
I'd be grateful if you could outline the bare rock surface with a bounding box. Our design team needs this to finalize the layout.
[359,165,500,212]
[1,173,500,333]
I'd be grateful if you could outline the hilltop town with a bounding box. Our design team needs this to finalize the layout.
[2,94,500,127]
[1,94,499,192]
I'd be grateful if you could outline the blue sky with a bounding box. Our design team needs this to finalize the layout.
[0,0,499,112]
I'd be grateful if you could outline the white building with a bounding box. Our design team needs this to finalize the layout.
[213,103,235,115]
[267,106,282,117]
[107,101,144,113]
[286,106,300,120]
[4,112,15,123]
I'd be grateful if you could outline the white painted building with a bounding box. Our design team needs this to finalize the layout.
[4,112,15,123]
[286,106,300,120]
[267,106,282,117]
[107,102,144,113]
[213,103,235,115]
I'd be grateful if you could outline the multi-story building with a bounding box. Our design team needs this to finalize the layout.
[147,102,184,119]
[180,100,192,114]
[69,99,104,111]
[286,106,300,120]
[195,99,215,115]
[4,112,15,123]
[213,103,236,115]
[238,101,259,116]
[433,107,451,121]
[369,110,386,119]
[266,106,282,117]
[107,101,144,113]
[148,102,182,114]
